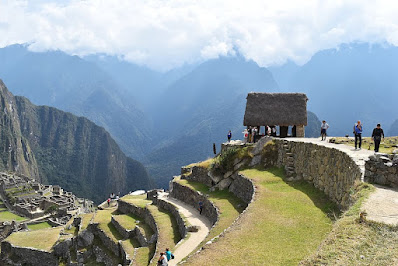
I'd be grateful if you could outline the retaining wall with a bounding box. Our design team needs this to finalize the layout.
[0,241,58,266]
[170,181,219,226]
[270,139,362,209]
[365,153,398,187]
[156,198,187,239]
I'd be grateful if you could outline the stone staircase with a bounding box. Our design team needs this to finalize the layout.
[283,140,296,179]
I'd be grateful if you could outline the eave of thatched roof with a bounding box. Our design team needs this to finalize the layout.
[243,93,308,126]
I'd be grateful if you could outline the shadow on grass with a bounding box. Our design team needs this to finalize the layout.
[157,208,181,245]
[181,180,245,213]
[264,167,341,220]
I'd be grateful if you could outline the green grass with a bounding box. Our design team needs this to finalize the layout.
[5,227,62,251]
[300,183,398,265]
[81,212,95,230]
[0,211,27,222]
[120,194,152,208]
[147,204,181,264]
[114,213,154,240]
[330,136,398,153]
[27,222,52,230]
[135,245,155,266]
[176,177,245,243]
[185,167,337,265]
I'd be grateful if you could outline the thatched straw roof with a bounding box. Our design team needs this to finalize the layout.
[243,93,308,126]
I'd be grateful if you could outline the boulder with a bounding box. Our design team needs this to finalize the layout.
[216,177,233,190]
[77,229,94,248]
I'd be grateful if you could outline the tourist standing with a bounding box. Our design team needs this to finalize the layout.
[198,201,203,215]
[243,129,248,143]
[372,124,384,152]
[165,248,174,261]
[157,252,168,266]
[248,127,252,143]
[227,130,232,142]
[320,120,330,141]
[271,126,277,137]
[266,125,271,136]
[354,120,363,150]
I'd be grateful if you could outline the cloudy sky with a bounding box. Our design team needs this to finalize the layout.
[1,0,398,70]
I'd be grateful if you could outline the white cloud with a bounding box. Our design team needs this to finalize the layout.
[2,0,398,70]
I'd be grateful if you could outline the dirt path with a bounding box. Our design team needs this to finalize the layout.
[361,185,398,225]
[157,192,212,266]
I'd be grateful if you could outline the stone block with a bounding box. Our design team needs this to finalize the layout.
[216,177,233,190]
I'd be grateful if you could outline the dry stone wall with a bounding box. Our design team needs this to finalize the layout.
[365,153,398,187]
[269,139,362,209]
[170,181,219,225]
[156,198,187,238]
[0,241,59,266]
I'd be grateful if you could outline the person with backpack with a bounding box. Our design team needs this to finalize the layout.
[157,252,168,265]
[165,248,175,261]
[353,120,363,150]
[227,130,232,142]
[372,123,384,152]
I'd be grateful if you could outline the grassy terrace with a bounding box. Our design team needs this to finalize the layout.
[119,195,180,265]
[330,136,398,153]
[0,211,27,222]
[176,177,245,243]
[27,221,52,230]
[302,183,398,265]
[5,227,62,251]
[185,167,338,265]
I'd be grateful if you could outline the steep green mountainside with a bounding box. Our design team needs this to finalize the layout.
[0,80,153,203]
[0,44,150,160]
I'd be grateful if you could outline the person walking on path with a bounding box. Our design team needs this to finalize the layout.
[320,120,330,141]
[198,201,203,215]
[165,248,175,261]
[372,123,384,152]
[354,120,363,150]
[158,252,168,265]
[227,130,232,142]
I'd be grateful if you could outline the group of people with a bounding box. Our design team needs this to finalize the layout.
[107,192,120,207]
[158,248,175,265]
[320,120,385,152]
[239,125,276,143]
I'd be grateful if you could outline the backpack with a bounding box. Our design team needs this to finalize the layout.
[171,254,175,259]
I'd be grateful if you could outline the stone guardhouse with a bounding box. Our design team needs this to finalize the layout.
[243,92,308,138]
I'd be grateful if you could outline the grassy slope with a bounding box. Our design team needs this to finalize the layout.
[27,222,52,230]
[302,183,398,265]
[185,167,337,265]
[0,211,27,222]
[176,178,245,244]
[6,227,62,251]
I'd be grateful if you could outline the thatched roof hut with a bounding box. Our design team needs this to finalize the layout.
[244,93,308,127]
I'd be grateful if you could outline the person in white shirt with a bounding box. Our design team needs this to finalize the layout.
[320,120,330,141]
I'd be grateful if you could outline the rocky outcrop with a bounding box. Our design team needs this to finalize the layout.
[365,153,398,187]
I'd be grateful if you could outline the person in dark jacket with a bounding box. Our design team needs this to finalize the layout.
[372,124,384,152]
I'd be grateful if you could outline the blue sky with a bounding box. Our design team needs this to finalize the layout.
[2,0,398,70]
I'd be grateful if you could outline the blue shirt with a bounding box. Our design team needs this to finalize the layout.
[166,250,173,261]
[355,124,363,134]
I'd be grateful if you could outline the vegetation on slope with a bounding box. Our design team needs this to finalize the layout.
[5,227,62,251]
[185,167,338,265]
[0,80,153,204]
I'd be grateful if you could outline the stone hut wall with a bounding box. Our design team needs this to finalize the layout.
[365,153,398,187]
[170,181,219,226]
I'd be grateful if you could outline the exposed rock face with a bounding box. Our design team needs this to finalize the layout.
[0,80,153,203]
[365,153,398,187]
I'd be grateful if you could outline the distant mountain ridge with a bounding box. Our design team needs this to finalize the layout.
[0,80,153,203]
